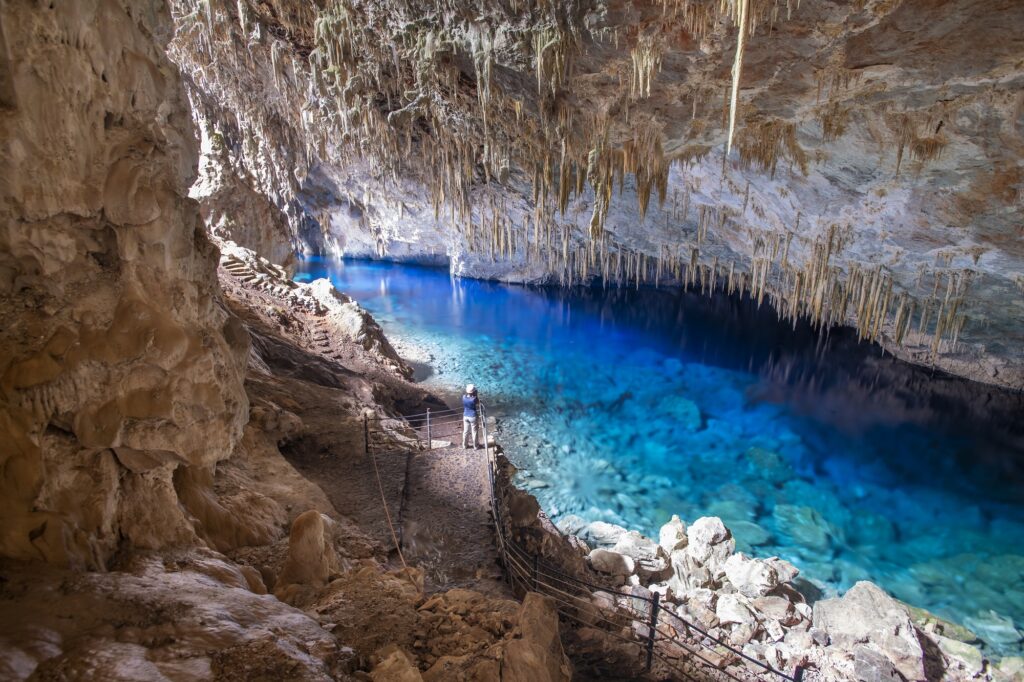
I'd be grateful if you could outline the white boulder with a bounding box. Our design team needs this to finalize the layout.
[658,515,688,553]
[686,517,735,576]
[723,553,779,598]
[612,531,670,581]
[588,548,635,577]
[765,557,800,584]
[716,593,756,626]
[579,521,630,549]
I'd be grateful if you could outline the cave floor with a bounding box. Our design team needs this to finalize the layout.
[400,444,509,595]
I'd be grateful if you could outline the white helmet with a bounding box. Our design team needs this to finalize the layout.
[466,384,476,394]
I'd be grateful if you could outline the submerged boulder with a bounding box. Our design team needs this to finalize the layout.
[962,609,1023,650]
[773,505,836,553]
[578,520,630,549]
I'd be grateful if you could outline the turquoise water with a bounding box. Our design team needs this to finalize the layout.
[296,257,1024,653]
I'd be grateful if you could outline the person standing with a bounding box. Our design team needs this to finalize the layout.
[462,384,481,449]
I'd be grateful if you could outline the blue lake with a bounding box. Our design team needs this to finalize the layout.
[296,257,1024,654]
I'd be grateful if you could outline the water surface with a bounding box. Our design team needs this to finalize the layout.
[296,257,1024,654]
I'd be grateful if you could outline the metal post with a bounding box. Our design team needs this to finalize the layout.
[363,414,369,455]
[426,408,431,451]
[794,665,805,682]
[646,591,661,672]
[480,404,489,458]
[532,554,539,592]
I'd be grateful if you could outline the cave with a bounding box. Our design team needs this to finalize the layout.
[1,1,1022,680]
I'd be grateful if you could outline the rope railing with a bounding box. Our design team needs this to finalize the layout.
[364,403,804,682]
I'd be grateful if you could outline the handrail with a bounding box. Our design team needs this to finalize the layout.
[363,401,803,682]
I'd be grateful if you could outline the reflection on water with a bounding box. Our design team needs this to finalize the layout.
[297,257,1024,654]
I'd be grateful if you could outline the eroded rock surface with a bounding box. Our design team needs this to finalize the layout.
[166,0,1024,388]
[0,0,248,569]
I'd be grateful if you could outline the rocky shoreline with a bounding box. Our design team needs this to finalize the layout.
[490,451,1024,681]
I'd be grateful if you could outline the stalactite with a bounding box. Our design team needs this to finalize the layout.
[726,0,750,156]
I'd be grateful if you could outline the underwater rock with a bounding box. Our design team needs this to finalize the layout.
[659,514,688,553]
[745,448,793,484]
[813,581,926,681]
[729,520,773,550]
[661,395,704,431]
[555,514,588,536]
[705,499,757,524]
[848,513,898,548]
[588,549,635,577]
[723,553,780,599]
[963,610,1023,649]
[773,505,835,553]
[578,521,630,550]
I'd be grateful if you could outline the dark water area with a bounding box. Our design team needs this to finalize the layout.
[296,257,1024,653]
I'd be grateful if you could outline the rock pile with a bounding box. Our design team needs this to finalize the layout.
[517,491,1016,681]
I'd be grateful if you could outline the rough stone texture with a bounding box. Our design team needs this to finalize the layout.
[0,553,344,681]
[686,516,736,575]
[659,514,688,553]
[275,511,342,596]
[723,552,780,598]
[0,0,249,569]
[579,520,631,549]
[502,593,573,682]
[813,580,927,681]
[588,548,635,577]
[191,120,297,273]
[166,0,1024,387]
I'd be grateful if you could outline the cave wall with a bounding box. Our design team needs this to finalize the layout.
[166,0,1024,389]
[0,0,249,568]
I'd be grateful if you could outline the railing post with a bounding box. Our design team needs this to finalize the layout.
[426,408,431,451]
[480,404,489,457]
[532,554,539,592]
[646,591,661,672]
[363,414,369,455]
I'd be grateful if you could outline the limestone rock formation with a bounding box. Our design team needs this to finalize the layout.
[164,0,1024,388]
[275,511,344,598]
[0,552,345,680]
[813,581,928,681]
[0,0,248,569]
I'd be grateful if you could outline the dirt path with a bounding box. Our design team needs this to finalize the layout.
[400,443,509,596]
